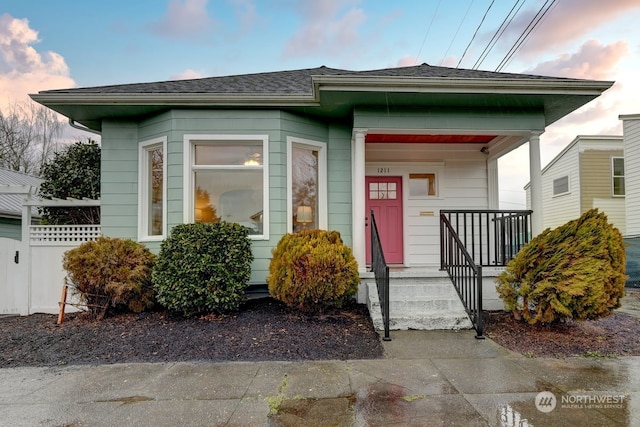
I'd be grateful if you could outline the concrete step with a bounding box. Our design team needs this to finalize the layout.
[385,280,459,298]
[366,281,473,331]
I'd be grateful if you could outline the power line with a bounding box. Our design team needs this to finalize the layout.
[456,0,497,68]
[495,0,558,72]
[415,0,442,65]
[472,0,527,70]
[438,0,475,66]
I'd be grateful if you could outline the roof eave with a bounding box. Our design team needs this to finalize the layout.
[30,93,319,107]
[312,76,614,96]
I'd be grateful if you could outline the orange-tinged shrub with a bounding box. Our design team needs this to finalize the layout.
[268,230,360,312]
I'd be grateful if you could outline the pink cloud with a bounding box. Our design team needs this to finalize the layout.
[395,56,418,67]
[506,0,639,56]
[283,0,366,58]
[170,68,205,80]
[526,39,628,80]
[0,14,74,111]
[147,0,215,38]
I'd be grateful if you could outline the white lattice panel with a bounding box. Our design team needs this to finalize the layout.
[30,225,102,246]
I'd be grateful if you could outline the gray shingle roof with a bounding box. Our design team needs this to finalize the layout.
[0,167,42,218]
[37,64,570,96]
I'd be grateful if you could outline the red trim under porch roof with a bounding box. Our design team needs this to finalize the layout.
[365,134,496,144]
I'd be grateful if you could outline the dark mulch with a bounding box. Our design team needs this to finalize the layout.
[0,297,385,368]
[484,311,640,358]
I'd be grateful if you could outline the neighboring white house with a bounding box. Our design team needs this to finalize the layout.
[621,114,640,287]
[621,114,640,237]
[524,135,625,234]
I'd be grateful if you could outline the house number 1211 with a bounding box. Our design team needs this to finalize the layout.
[377,167,390,173]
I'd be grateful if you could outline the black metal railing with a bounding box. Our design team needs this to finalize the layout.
[440,210,532,267]
[440,214,484,338]
[370,210,391,341]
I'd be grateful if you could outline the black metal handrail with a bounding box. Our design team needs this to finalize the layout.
[440,214,484,338]
[370,210,391,341]
[440,210,532,267]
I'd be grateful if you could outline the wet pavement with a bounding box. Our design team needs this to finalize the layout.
[2,292,640,426]
[1,327,639,427]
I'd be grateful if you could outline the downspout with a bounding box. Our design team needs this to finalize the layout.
[69,119,102,136]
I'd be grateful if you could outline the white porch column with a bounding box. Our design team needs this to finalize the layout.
[528,133,544,235]
[352,130,367,272]
[487,158,499,209]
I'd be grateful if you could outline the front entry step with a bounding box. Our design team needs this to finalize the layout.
[365,275,473,331]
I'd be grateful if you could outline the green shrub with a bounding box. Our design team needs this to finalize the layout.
[495,209,626,324]
[268,229,360,312]
[63,237,156,319]
[152,222,253,317]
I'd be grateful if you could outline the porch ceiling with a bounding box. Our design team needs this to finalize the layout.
[365,134,496,144]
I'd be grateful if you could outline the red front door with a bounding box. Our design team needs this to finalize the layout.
[366,176,403,264]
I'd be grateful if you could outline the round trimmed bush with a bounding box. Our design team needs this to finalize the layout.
[63,237,156,319]
[268,229,360,312]
[496,209,626,324]
[153,222,253,317]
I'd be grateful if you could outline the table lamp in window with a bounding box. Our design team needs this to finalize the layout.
[296,205,312,229]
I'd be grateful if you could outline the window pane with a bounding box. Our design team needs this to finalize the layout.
[553,176,569,195]
[614,177,625,196]
[292,146,318,232]
[409,173,436,197]
[148,147,163,236]
[613,158,625,176]
[195,144,263,165]
[194,169,263,234]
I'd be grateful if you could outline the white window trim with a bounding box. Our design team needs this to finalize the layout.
[287,137,327,233]
[611,156,625,197]
[552,175,570,198]
[183,134,270,240]
[138,136,167,242]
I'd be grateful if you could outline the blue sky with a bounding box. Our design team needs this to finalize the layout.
[1,0,639,208]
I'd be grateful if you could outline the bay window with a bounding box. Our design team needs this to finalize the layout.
[185,135,269,239]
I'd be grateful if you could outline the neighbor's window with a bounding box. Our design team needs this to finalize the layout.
[612,157,625,196]
[139,137,167,240]
[288,138,327,233]
[552,176,569,196]
[186,135,269,239]
[409,173,436,197]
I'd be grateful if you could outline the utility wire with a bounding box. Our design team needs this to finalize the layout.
[456,0,496,68]
[472,0,527,70]
[438,0,475,66]
[495,0,558,72]
[415,0,442,65]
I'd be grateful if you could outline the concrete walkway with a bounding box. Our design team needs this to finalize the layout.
[1,291,639,426]
[1,327,639,426]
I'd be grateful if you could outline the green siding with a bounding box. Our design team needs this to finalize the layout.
[101,121,139,241]
[353,107,546,132]
[99,109,354,283]
[327,124,353,246]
